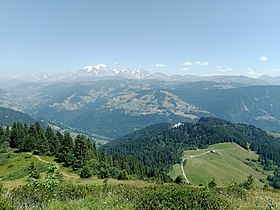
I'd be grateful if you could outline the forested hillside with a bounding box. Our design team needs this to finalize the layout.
[175,84,280,133]
[105,117,280,171]
[0,107,35,126]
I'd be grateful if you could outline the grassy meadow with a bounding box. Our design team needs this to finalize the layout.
[169,142,271,187]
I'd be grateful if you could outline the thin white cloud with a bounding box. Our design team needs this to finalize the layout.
[182,67,189,71]
[259,56,268,62]
[182,61,209,67]
[114,61,119,65]
[182,61,192,66]
[200,62,209,66]
[216,66,233,73]
[155,64,166,67]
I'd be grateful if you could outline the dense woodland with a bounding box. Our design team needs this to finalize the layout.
[106,117,280,169]
[0,122,170,181]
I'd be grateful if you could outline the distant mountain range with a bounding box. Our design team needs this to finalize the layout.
[1,76,280,139]
[1,64,280,87]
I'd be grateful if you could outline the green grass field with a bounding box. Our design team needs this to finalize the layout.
[169,142,271,187]
[0,152,50,188]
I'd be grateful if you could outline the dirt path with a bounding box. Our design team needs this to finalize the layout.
[34,155,78,179]
[181,158,190,184]
[188,151,210,158]
[34,155,50,164]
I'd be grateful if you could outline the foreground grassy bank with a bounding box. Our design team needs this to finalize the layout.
[1,180,280,210]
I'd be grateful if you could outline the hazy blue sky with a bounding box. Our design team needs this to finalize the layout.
[0,0,279,77]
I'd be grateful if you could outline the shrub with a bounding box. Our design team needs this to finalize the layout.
[136,184,230,210]
[208,178,217,188]
[80,165,92,178]
[0,198,16,210]
[174,175,184,184]
[240,174,254,190]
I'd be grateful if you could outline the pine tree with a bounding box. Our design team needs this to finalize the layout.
[58,133,74,164]
[46,126,60,156]
[73,134,89,168]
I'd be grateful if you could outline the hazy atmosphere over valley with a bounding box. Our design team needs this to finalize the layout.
[1,1,280,210]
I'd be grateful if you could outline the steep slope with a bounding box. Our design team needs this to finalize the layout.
[0,107,35,126]
[0,89,15,109]
[174,84,280,132]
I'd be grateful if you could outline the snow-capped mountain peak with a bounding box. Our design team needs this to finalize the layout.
[82,64,109,72]
[17,64,169,83]
[83,66,94,72]
[77,64,155,79]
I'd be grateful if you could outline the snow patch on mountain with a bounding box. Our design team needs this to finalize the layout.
[78,64,156,79]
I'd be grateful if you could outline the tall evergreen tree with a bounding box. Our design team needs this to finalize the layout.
[58,133,74,166]
[46,126,60,156]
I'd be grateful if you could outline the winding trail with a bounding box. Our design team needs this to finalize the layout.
[180,144,239,184]
[181,158,189,184]
[34,155,78,179]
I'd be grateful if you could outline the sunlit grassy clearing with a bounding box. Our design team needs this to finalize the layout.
[170,143,270,187]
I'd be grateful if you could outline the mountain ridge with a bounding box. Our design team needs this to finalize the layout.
[2,79,280,139]
[2,64,279,85]
[0,107,35,126]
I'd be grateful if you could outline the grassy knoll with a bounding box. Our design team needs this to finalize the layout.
[169,142,271,187]
[0,152,49,189]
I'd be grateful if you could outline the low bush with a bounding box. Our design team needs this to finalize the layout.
[136,184,230,210]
